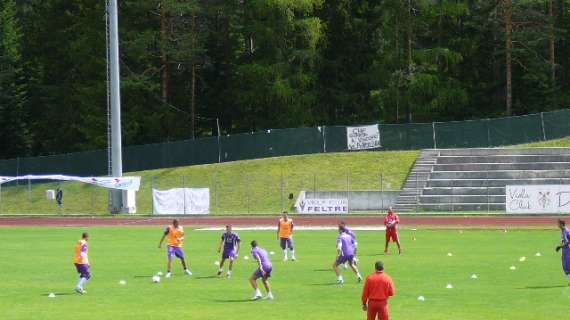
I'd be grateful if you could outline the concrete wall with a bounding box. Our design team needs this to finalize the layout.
[305,191,399,211]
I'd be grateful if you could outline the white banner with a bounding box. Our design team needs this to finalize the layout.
[295,191,348,214]
[152,188,210,215]
[0,175,141,191]
[347,125,381,150]
[506,185,570,214]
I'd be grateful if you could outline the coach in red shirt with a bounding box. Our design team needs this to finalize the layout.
[361,261,395,320]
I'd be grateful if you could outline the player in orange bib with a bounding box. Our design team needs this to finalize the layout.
[158,219,192,278]
[73,232,91,294]
[277,211,296,261]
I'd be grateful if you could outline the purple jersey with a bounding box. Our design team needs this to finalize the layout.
[337,232,356,256]
[344,227,357,242]
[222,232,240,252]
[251,247,272,270]
[562,227,570,248]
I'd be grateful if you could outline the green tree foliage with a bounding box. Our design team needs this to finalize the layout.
[0,0,32,157]
[1,0,570,158]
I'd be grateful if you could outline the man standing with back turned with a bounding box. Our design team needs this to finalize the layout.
[362,261,396,320]
[555,219,570,286]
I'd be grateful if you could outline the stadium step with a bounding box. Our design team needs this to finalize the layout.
[402,148,570,212]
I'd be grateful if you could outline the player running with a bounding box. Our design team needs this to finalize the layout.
[339,221,358,268]
[384,207,402,254]
[249,240,274,300]
[277,211,296,261]
[73,232,91,295]
[333,227,363,284]
[217,224,241,278]
[158,219,192,278]
[555,219,570,286]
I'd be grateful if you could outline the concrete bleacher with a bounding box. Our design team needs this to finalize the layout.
[394,148,570,212]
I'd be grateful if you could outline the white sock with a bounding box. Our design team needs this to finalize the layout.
[337,275,343,281]
[227,270,232,275]
[255,288,262,296]
[291,250,295,257]
[566,274,570,280]
[77,277,87,288]
[219,268,224,272]
[283,250,287,259]
[267,291,273,297]
[357,273,362,278]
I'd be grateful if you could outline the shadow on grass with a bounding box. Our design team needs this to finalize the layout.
[214,299,254,303]
[41,292,75,296]
[313,269,331,272]
[195,275,218,280]
[309,282,339,286]
[518,285,568,289]
[133,275,156,278]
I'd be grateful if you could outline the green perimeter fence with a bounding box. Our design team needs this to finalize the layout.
[1,109,569,176]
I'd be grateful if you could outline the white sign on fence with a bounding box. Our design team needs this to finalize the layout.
[152,188,210,215]
[295,191,348,214]
[346,125,381,150]
[506,185,570,214]
[0,175,141,191]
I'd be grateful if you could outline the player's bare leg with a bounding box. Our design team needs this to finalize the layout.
[396,238,402,254]
[261,277,273,299]
[217,257,226,276]
[333,261,344,284]
[166,257,173,277]
[349,261,363,282]
[180,258,192,275]
[384,238,390,254]
[250,274,263,300]
[226,258,235,278]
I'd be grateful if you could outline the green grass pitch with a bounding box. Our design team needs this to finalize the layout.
[0,226,568,320]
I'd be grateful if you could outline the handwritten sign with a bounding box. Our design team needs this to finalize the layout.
[506,185,570,213]
[346,125,381,150]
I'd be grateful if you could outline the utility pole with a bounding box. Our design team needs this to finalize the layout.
[108,0,124,213]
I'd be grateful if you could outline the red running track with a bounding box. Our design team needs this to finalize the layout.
[0,215,568,226]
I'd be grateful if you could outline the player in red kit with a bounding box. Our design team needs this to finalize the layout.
[384,207,402,254]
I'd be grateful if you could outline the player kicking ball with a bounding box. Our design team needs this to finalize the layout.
[277,211,296,261]
[73,232,91,294]
[333,227,362,284]
[158,219,192,278]
[249,240,274,300]
[217,224,241,278]
[555,219,570,286]
[384,207,402,254]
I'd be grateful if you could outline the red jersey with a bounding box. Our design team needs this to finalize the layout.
[362,271,395,304]
[384,213,400,230]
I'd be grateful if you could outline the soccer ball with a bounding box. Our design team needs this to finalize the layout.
[152,275,161,283]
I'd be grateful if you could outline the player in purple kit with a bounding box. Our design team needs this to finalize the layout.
[217,225,241,278]
[339,221,359,268]
[249,240,274,300]
[555,219,570,286]
[333,226,362,284]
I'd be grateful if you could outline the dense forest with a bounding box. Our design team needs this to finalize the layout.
[1,0,569,159]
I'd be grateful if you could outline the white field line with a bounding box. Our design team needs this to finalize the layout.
[196,226,389,231]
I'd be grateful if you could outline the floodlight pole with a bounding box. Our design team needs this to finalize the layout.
[108,0,124,213]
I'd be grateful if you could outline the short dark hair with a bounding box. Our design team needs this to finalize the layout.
[375,261,384,271]
[82,232,89,239]
[251,240,258,248]
[559,220,566,226]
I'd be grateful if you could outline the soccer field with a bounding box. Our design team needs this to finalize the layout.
[0,226,568,320]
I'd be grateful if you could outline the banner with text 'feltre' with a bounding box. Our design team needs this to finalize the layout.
[506,185,570,214]
[346,125,381,150]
